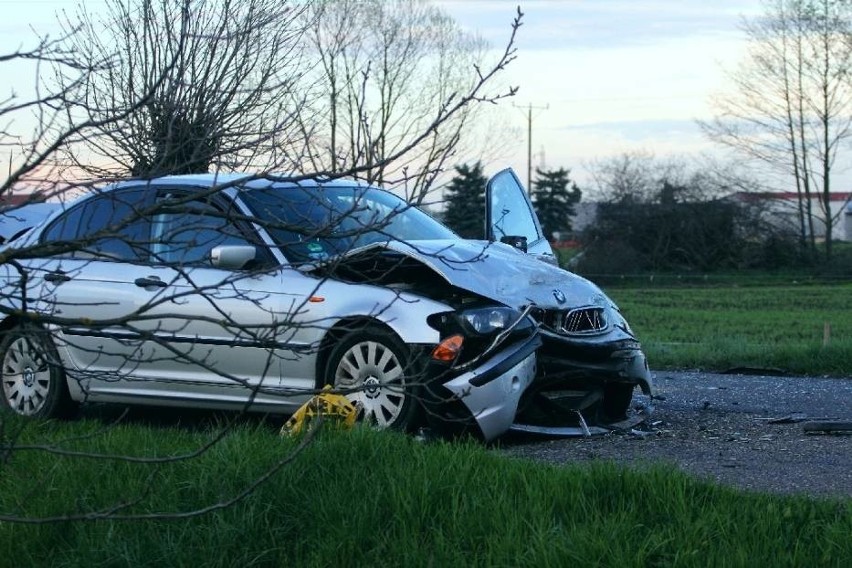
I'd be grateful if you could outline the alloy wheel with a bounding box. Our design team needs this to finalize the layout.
[333,339,407,428]
[2,335,52,416]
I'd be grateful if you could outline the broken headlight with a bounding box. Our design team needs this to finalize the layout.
[459,306,519,335]
[426,306,533,367]
[427,305,531,338]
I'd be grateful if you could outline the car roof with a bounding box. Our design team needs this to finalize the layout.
[113,173,372,192]
[12,174,381,229]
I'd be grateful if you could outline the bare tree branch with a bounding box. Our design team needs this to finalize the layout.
[1,1,526,525]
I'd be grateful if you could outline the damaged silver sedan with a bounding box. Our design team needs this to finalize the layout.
[0,170,653,440]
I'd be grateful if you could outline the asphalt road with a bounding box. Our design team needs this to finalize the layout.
[501,371,852,499]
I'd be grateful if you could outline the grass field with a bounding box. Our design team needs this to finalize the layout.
[1,422,849,567]
[606,283,852,376]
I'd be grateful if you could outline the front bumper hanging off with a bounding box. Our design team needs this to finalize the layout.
[427,333,542,441]
[509,337,657,437]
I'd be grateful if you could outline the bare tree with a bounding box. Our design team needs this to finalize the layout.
[587,150,659,204]
[1,4,524,524]
[1,30,110,200]
[295,0,511,202]
[53,0,311,178]
[702,0,852,260]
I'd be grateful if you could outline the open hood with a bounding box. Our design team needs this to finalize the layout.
[341,239,609,310]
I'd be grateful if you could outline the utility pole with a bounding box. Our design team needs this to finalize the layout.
[514,102,549,194]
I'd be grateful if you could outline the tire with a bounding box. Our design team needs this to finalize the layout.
[0,324,74,418]
[325,327,421,431]
[599,382,635,423]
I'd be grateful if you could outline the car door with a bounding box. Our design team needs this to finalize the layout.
[486,168,558,265]
[35,186,163,395]
[133,188,320,407]
[36,185,304,406]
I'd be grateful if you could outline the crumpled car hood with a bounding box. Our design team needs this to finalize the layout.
[345,239,610,310]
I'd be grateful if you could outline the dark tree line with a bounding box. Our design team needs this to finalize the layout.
[531,167,581,240]
[583,197,749,273]
[577,154,804,275]
[442,162,487,238]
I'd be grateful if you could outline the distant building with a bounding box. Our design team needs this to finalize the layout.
[554,194,852,245]
[846,200,852,242]
[550,202,599,245]
[0,193,44,208]
[729,191,852,242]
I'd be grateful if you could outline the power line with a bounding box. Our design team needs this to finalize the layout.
[514,102,548,193]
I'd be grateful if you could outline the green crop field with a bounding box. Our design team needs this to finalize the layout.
[607,283,852,376]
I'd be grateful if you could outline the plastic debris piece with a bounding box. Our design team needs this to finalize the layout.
[803,421,852,434]
[766,413,810,424]
[281,385,359,436]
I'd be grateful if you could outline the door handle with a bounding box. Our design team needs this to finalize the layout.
[44,271,71,283]
[134,276,168,288]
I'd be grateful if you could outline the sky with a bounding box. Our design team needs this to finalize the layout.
[435,0,766,185]
[0,0,766,188]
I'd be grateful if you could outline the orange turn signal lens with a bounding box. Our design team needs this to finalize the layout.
[431,334,463,362]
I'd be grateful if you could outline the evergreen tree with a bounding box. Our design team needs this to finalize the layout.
[443,161,487,238]
[532,167,582,240]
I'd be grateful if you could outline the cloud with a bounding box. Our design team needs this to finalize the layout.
[438,0,763,51]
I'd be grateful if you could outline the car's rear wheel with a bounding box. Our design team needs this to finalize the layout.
[326,328,421,431]
[0,324,73,418]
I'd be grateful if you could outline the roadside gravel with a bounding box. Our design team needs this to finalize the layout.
[501,371,852,499]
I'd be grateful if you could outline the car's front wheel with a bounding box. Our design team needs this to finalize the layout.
[326,327,421,431]
[0,324,73,418]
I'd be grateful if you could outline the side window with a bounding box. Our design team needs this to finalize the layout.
[487,170,542,244]
[150,197,253,266]
[42,189,151,262]
[43,204,85,243]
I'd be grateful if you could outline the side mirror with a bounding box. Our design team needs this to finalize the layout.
[210,245,257,270]
[500,235,528,253]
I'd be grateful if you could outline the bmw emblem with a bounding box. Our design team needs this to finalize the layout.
[552,289,566,304]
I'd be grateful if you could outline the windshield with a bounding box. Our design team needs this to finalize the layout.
[242,185,457,262]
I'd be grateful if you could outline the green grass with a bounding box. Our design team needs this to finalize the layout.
[607,284,852,376]
[1,421,850,567]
